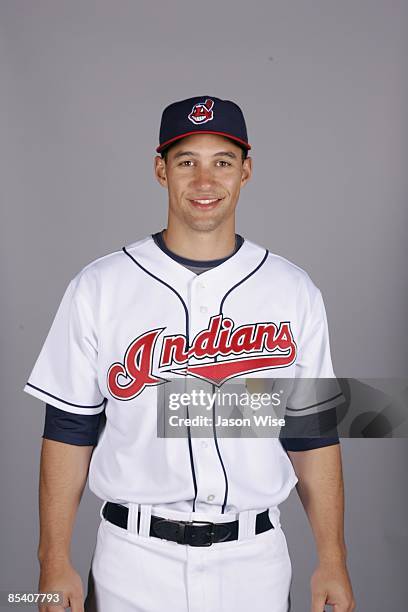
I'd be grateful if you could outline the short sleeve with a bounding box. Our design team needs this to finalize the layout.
[285,282,345,423]
[23,273,105,415]
[295,286,337,378]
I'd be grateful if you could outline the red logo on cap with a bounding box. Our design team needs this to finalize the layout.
[188,98,214,124]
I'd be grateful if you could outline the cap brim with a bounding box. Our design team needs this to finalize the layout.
[156,130,251,153]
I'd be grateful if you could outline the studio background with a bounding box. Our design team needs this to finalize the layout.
[1,1,407,610]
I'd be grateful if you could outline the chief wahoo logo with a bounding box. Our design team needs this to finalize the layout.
[188,98,214,124]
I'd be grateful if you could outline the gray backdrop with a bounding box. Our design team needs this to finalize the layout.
[1,1,407,610]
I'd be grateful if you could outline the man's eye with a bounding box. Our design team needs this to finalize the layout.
[178,160,231,167]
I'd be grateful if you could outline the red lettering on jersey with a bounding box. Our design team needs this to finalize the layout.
[107,329,165,399]
[229,325,259,354]
[107,317,297,398]
[192,315,226,358]
[273,323,294,351]
[161,335,188,366]
[216,317,234,354]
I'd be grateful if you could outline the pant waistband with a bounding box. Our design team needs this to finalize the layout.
[101,501,274,547]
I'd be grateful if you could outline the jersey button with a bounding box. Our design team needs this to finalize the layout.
[200,306,208,313]
[207,494,215,502]
[198,281,206,289]
[201,441,208,448]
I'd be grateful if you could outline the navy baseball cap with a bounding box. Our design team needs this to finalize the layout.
[156,96,251,154]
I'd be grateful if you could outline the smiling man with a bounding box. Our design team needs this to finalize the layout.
[24,96,355,612]
[158,132,251,245]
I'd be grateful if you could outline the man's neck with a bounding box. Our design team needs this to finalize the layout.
[162,226,236,261]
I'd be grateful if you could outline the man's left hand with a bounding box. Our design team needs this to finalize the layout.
[310,561,356,611]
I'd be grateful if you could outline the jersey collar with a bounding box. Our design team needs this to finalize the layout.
[123,235,268,305]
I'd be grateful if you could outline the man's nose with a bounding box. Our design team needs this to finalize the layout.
[191,165,216,190]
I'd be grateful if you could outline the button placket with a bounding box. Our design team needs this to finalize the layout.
[189,277,224,508]
[188,276,226,509]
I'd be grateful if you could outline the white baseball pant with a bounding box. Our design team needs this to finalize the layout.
[84,503,292,612]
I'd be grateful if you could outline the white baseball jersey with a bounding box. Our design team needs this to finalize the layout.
[24,235,344,516]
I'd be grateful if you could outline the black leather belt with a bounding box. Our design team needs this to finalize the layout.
[102,502,274,547]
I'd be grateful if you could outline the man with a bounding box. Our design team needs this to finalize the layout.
[24,96,355,612]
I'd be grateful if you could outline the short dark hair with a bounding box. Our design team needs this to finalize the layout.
[161,143,248,163]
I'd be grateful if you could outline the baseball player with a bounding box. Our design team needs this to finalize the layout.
[24,96,355,612]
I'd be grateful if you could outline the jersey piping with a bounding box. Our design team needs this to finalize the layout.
[25,382,106,409]
[216,248,269,513]
[122,245,199,511]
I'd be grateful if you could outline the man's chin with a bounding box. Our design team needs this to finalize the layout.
[185,219,223,232]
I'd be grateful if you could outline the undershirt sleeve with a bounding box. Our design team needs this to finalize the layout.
[279,405,340,451]
[43,403,103,446]
[280,436,340,452]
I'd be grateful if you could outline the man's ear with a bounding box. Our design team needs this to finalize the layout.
[154,155,168,187]
[240,156,252,187]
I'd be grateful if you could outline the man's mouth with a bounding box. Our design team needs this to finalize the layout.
[188,197,224,210]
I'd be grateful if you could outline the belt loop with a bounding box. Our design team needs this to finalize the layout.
[99,501,107,521]
[127,503,140,535]
[138,504,152,537]
[238,509,257,541]
[268,506,281,529]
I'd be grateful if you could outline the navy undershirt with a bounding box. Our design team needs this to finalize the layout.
[151,230,244,275]
[43,230,339,451]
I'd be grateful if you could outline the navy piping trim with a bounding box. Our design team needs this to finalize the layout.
[216,248,270,513]
[25,383,106,409]
[122,246,199,512]
[219,249,269,313]
[122,247,189,322]
[286,392,344,412]
[185,404,198,511]
[211,386,229,513]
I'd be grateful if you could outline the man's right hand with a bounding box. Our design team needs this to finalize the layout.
[38,559,85,612]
